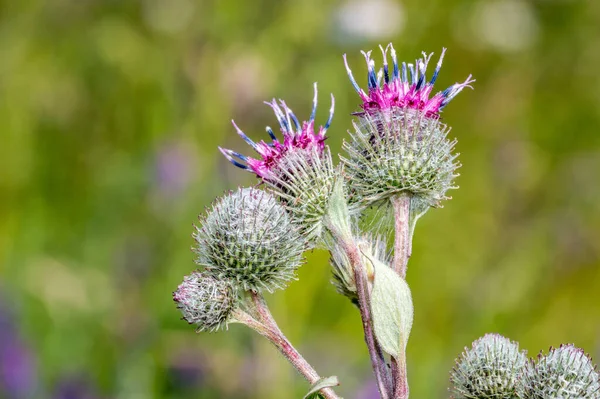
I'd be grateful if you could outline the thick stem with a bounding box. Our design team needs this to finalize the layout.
[234,294,341,399]
[392,194,412,279]
[390,193,412,399]
[344,241,392,399]
[391,354,408,399]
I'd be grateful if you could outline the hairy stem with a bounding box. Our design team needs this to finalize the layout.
[233,293,341,399]
[392,194,412,278]
[390,193,412,398]
[343,240,392,399]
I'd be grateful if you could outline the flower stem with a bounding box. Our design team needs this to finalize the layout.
[390,193,412,398]
[342,239,392,399]
[392,193,412,279]
[233,292,342,399]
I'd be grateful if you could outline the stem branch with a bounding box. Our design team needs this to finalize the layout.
[234,293,341,399]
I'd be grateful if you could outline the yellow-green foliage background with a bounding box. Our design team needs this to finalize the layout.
[1,0,600,398]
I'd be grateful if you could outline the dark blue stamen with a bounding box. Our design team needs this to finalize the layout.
[266,126,277,141]
[401,62,408,83]
[324,94,335,130]
[343,54,362,95]
[383,64,390,84]
[219,147,249,170]
[416,64,426,90]
[232,121,258,149]
[289,112,301,130]
[368,66,377,89]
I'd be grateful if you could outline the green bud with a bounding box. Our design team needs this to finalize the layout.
[194,188,306,293]
[451,333,527,399]
[173,271,237,332]
[518,344,600,398]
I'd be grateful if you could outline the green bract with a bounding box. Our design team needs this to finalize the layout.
[266,146,336,244]
[342,108,460,209]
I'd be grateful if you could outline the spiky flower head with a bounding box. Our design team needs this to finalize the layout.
[220,84,337,242]
[329,235,390,305]
[173,270,237,332]
[194,187,306,293]
[342,44,473,209]
[518,344,600,399]
[450,333,527,399]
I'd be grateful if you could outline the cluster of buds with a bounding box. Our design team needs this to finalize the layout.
[450,335,600,399]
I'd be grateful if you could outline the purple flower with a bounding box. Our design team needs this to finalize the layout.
[219,83,334,181]
[0,296,37,399]
[343,43,474,118]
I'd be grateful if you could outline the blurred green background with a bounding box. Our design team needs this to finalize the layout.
[1,0,600,398]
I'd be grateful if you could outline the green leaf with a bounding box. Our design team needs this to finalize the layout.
[304,376,340,399]
[324,173,352,241]
[367,253,413,358]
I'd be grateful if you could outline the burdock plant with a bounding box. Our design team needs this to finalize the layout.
[171,43,599,399]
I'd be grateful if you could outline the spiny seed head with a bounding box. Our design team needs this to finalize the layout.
[220,84,337,243]
[518,344,600,399]
[329,235,390,305]
[342,109,461,209]
[450,333,527,399]
[173,271,237,332]
[194,187,306,293]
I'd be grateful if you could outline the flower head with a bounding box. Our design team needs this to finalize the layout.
[220,85,337,243]
[194,188,306,292]
[450,333,527,399]
[342,44,472,210]
[518,344,600,399]
[220,83,334,181]
[344,44,474,118]
[173,271,237,332]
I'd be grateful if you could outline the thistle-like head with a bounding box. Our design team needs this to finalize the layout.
[450,333,527,399]
[194,187,306,293]
[344,44,474,118]
[342,44,473,210]
[173,271,237,332]
[220,85,337,243]
[518,344,600,399]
